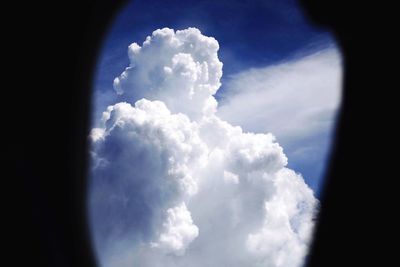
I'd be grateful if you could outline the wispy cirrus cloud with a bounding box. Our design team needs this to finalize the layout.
[218,48,341,142]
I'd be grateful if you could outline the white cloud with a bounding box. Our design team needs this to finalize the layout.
[89,28,318,267]
[113,27,223,121]
[217,48,342,191]
[217,48,342,144]
[151,202,199,256]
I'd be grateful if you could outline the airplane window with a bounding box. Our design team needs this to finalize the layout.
[88,1,342,266]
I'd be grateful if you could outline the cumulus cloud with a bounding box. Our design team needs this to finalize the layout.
[151,202,199,255]
[89,28,318,267]
[113,27,222,121]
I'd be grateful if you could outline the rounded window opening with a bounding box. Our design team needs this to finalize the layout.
[88,1,342,266]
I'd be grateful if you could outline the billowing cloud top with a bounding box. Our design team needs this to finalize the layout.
[113,27,223,120]
[90,28,317,267]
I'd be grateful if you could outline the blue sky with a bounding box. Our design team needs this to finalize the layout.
[95,0,333,90]
[93,0,340,196]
